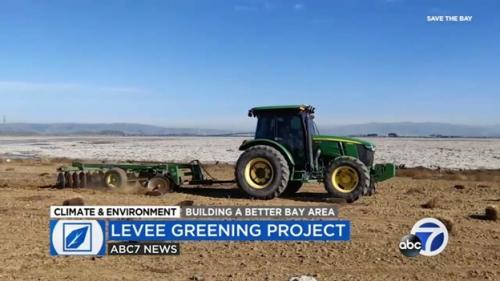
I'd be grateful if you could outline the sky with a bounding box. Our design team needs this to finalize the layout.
[0,0,499,129]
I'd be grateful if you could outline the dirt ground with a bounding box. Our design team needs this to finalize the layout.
[0,158,498,281]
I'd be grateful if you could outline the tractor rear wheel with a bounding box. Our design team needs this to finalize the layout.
[104,168,128,189]
[282,181,303,196]
[235,145,290,199]
[324,156,369,203]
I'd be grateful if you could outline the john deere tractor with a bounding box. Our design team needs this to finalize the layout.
[235,105,395,202]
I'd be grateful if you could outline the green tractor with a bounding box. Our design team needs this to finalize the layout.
[235,105,395,202]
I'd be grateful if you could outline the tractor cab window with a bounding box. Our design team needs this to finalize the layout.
[275,116,303,140]
[254,113,307,169]
[276,115,306,168]
[255,116,275,139]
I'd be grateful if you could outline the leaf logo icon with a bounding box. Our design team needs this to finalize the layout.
[65,226,89,249]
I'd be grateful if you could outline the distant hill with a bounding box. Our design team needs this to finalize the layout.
[0,123,233,136]
[0,122,498,137]
[321,122,500,138]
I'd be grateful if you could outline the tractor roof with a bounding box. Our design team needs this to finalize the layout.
[248,104,315,117]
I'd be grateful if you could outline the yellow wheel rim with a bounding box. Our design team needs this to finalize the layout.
[244,157,274,189]
[331,166,359,193]
[105,174,120,188]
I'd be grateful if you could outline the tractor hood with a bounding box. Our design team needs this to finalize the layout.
[313,135,375,150]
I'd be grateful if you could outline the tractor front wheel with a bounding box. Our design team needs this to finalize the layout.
[235,145,290,199]
[324,156,369,203]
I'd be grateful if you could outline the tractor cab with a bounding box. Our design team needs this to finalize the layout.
[249,105,317,172]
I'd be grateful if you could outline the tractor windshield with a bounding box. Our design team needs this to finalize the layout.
[255,114,304,141]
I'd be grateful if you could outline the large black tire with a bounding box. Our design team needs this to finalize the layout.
[235,145,290,199]
[324,156,369,203]
[104,168,128,189]
[281,181,303,196]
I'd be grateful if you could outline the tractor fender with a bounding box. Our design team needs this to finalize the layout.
[239,139,295,168]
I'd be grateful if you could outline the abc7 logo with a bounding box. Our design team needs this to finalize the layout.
[399,234,422,257]
[399,218,449,257]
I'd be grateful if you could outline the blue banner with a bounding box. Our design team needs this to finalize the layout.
[108,220,350,241]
